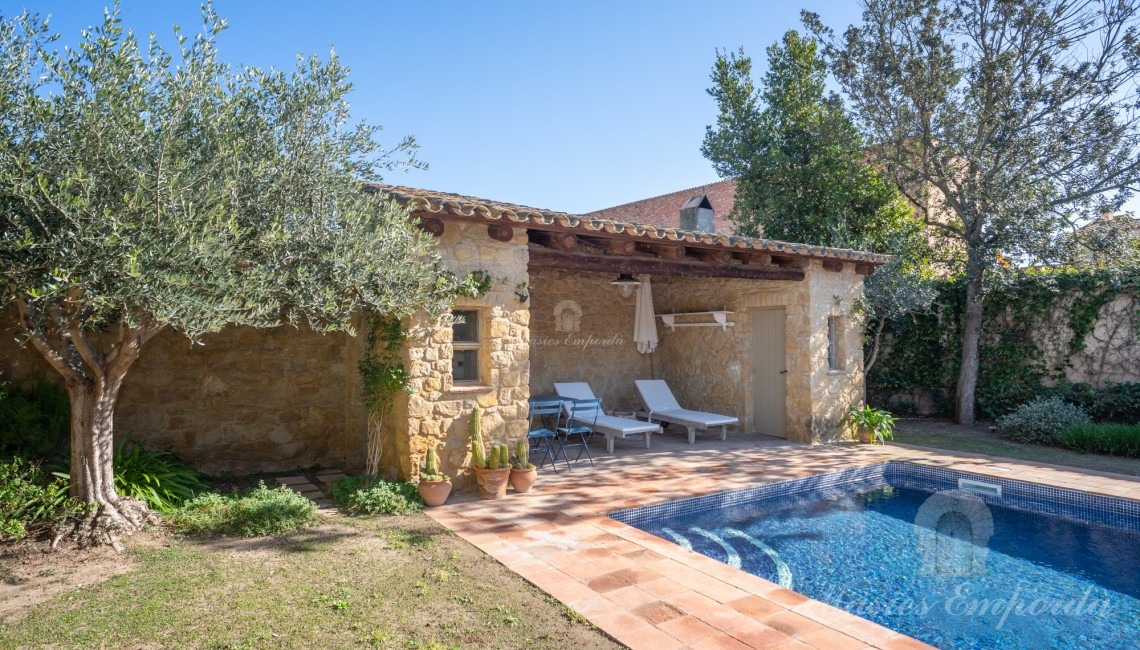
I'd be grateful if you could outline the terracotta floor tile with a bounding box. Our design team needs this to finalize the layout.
[586,571,633,593]
[691,604,757,632]
[727,620,794,649]
[878,634,939,650]
[761,610,823,638]
[728,595,784,619]
[802,624,870,643]
[631,600,685,625]
[616,622,687,650]
[603,584,659,608]
[662,590,721,613]
[639,577,691,598]
[689,633,754,650]
[657,614,720,644]
[694,580,752,604]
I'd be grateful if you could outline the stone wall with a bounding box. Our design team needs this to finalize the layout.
[656,262,864,442]
[0,308,367,474]
[381,219,531,488]
[528,268,652,411]
[531,261,867,444]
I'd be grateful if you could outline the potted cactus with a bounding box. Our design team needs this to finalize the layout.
[509,438,537,493]
[470,406,511,500]
[417,447,451,507]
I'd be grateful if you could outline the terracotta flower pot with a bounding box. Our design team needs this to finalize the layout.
[509,467,538,494]
[474,467,511,500]
[417,479,452,507]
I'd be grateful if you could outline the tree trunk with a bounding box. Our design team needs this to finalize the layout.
[14,299,165,548]
[956,255,985,425]
[864,318,888,375]
[56,347,158,547]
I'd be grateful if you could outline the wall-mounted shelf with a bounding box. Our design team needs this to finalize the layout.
[657,310,735,331]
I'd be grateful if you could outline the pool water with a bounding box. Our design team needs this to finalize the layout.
[621,472,1140,650]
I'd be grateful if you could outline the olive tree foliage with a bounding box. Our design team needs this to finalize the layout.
[0,7,455,544]
[702,30,918,250]
[805,0,1140,424]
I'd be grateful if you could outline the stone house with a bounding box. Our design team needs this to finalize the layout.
[0,184,885,487]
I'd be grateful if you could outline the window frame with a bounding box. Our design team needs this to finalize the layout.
[450,308,485,385]
[827,315,846,372]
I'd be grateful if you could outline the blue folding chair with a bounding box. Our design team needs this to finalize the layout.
[559,398,600,468]
[526,399,564,472]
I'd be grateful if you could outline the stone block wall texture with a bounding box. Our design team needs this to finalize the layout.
[0,307,367,474]
[528,268,652,412]
[656,262,865,442]
[382,219,531,489]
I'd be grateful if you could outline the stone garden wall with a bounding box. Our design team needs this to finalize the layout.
[0,309,368,474]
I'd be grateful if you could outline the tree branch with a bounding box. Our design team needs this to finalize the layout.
[15,298,81,383]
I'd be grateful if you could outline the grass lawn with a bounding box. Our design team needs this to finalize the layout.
[893,418,1140,477]
[0,514,621,650]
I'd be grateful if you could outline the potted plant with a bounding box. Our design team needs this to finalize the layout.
[470,406,511,500]
[844,404,896,444]
[509,438,537,493]
[417,447,451,507]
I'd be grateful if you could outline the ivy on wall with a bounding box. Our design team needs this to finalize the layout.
[868,266,1140,419]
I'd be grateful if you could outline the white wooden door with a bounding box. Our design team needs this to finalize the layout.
[751,308,787,438]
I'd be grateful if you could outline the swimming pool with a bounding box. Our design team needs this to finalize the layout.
[611,462,1140,650]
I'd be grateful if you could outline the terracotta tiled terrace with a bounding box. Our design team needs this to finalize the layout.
[424,431,1140,650]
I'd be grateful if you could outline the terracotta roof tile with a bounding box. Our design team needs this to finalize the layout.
[368,183,887,265]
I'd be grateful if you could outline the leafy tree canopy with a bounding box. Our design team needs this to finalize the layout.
[702,30,918,251]
[804,0,1140,423]
[0,4,456,542]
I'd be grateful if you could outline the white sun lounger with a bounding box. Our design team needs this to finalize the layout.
[634,379,739,444]
[553,382,663,453]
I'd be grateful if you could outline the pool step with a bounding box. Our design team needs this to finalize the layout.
[724,528,794,589]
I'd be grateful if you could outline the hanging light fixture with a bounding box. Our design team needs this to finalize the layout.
[610,273,640,298]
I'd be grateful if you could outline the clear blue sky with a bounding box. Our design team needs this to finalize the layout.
[6,1,868,213]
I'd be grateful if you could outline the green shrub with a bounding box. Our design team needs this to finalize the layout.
[329,475,422,515]
[0,380,70,462]
[1051,382,1140,424]
[997,398,1092,445]
[0,457,84,541]
[114,438,208,513]
[1059,423,1140,457]
[167,482,319,537]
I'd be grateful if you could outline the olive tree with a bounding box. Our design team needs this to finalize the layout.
[806,0,1140,423]
[0,7,454,544]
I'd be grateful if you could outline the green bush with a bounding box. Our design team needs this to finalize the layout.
[0,380,70,462]
[1050,382,1140,424]
[114,438,208,513]
[0,457,84,541]
[1059,423,1140,457]
[167,482,319,537]
[997,398,1092,445]
[329,475,422,516]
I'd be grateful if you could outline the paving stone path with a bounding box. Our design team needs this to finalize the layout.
[274,470,348,515]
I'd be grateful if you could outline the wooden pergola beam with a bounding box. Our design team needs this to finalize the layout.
[487,224,514,242]
[640,243,687,260]
[579,235,636,255]
[821,259,844,273]
[530,231,578,251]
[529,247,805,281]
[693,248,733,265]
[855,263,875,276]
[418,218,445,238]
